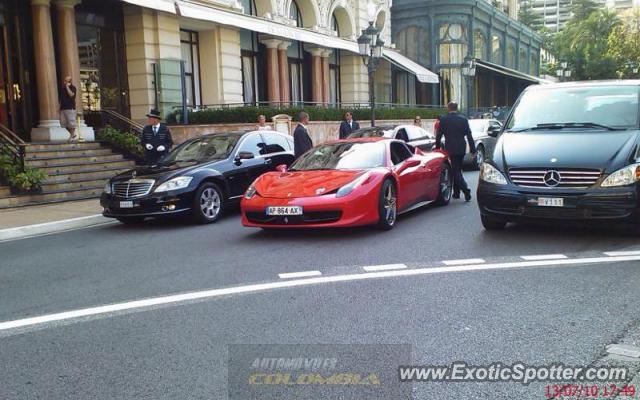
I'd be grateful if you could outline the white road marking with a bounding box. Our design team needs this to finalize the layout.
[521,254,568,261]
[2,254,640,333]
[278,271,322,279]
[604,250,640,257]
[442,258,485,266]
[362,264,407,272]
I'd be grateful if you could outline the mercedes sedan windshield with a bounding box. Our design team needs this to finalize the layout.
[290,141,385,170]
[507,85,639,131]
[162,134,239,164]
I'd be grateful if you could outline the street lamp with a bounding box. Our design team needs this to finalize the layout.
[358,21,384,126]
[556,61,571,82]
[462,56,476,117]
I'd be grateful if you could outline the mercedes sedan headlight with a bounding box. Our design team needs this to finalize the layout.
[601,164,640,187]
[245,184,257,199]
[103,182,112,194]
[480,163,507,185]
[154,176,193,193]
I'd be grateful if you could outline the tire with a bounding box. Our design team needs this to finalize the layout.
[475,145,485,170]
[481,214,507,230]
[434,163,453,206]
[377,179,397,230]
[116,216,146,224]
[191,182,225,224]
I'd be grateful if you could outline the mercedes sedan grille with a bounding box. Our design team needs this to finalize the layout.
[112,179,155,198]
[508,168,601,188]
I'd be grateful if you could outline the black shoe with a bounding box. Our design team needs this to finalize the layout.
[464,189,472,202]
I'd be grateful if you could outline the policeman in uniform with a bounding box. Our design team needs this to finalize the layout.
[141,109,173,165]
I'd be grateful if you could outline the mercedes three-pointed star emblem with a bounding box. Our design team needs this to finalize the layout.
[543,170,562,187]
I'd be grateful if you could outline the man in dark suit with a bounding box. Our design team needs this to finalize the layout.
[141,108,173,165]
[338,112,360,139]
[435,102,476,202]
[293,111,313,159]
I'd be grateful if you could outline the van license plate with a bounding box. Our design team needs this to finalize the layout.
[537,197,564,207]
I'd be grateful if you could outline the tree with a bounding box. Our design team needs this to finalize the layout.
[518,1,543,29]
[569,0,598,22]
[607,8,640,78]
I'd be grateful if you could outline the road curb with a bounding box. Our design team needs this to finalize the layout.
[0,215,114,241]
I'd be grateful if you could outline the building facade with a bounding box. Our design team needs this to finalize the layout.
[392,0,543,110]
[0,0,438,142]
[520,0,571,32]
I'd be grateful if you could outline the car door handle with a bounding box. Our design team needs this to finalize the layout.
[265,158,273,165]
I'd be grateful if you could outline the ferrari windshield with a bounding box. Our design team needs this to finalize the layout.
[162,134,239,164]
[290,141,386,170]
[507,85,639,131]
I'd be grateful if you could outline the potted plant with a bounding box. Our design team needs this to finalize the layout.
[8,167,47,195]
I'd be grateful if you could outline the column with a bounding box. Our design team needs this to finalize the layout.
[278,42,291,106]
[55,0,94,140]
[321,50,331,105]
[310,48,323,105]
[262,38,281,105]
[31,0,68,142]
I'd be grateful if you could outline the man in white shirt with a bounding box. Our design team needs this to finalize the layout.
[141,108,173,165]
[338,111,360,139]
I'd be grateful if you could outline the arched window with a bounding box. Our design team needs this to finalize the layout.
[289,0,302,27]
[506,43,516,68]
[474,30,486,60]
[331,13,339,36]
[240,0,256,15]
[491,35,502,63]
[438,23,466,64]
[530,52,539,75]
[519,48,527,72]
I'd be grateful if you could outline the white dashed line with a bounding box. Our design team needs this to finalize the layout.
[3,253,640,334]
[278,271,322,279]
[442,258,485,266]
[362,264,407,272]
[520,254,568,261]
[604,250,640,257]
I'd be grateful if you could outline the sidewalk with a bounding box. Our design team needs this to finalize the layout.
[0,199,113,241]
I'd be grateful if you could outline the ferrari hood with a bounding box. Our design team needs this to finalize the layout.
[255,170,364,198]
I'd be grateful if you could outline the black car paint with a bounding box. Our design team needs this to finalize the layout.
[478,82,640,227]
[101,131,295,219]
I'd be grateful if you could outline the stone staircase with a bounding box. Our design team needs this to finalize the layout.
[0,142,135,209]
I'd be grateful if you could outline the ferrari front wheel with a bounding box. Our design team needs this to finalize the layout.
[377,179,397,230]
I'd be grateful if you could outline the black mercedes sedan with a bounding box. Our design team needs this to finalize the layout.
[477,81,640,234]
[101,130,295,224]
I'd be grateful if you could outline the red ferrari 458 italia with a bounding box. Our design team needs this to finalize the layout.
[241,138,453,230]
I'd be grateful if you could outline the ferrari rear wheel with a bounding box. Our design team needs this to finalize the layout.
[434,163,453,206]
[377,179,397,230]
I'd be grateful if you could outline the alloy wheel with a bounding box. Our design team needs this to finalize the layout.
[440,167,452,202]
[200,188,221,220]
[384,184,397,226]
[476,147,485,168]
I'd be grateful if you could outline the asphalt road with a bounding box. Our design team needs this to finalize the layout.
[2,170,640,399]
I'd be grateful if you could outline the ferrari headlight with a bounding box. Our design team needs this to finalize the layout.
[336,172,371,198]
[480,163,507,185]
[245,184,257,199]
[154,176,193,193]
[103,182,112,194]
[601,164,640,187]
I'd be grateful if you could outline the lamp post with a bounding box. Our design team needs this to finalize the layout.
[358,22,384,127]
[461,56,476,117]
[556,61,571,82]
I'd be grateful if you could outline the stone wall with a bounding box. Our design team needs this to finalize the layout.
[168,119,437,145]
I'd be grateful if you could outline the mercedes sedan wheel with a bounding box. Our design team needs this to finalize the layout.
[192,182,225,224]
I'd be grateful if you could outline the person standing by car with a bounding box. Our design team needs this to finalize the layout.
[141,109,173,165]
[293,111,313,159]
[339,111,360,139]
[256,114,271,130]
[413,116,422,127]
[59,75,78,142]
[436,102,476,202]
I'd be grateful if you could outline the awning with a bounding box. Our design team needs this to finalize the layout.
[474,59,551,84]
[122,0,176,14]
[383,49,439,84]
[176,1,360,53]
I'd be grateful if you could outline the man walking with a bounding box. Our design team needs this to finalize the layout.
[338,111,360,139]
[293,111,313,159]
[59,75,78,142]
[435,102,476,202]
[141,109,173,165]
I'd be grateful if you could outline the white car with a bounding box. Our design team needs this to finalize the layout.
[463,119,502,168]
[347,124,436,151]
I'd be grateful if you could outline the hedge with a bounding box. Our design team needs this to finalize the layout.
[167,106,446,125]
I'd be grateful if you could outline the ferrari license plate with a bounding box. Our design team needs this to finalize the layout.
[119,201,134,208]
[537,197,564,207]
[266,206,303,216]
